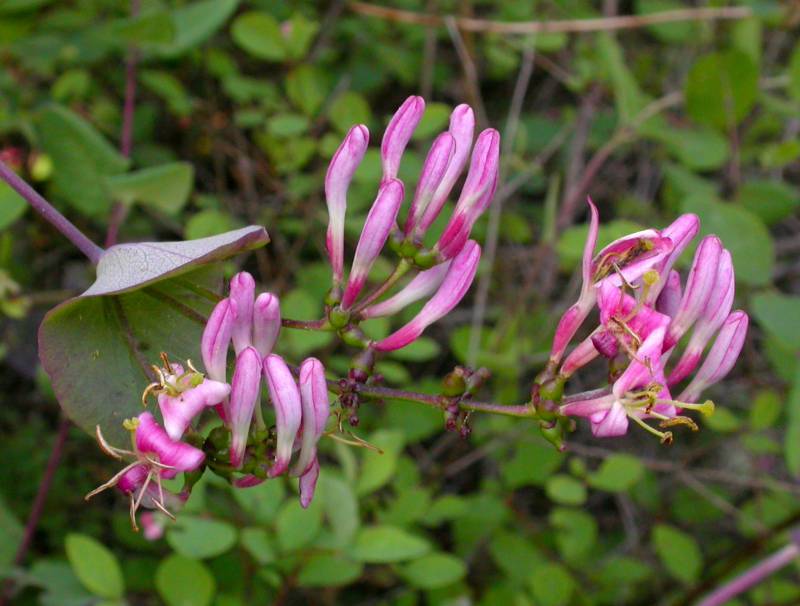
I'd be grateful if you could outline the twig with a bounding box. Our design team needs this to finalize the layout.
[105,0,141,248]
[0,160,103,264]
[0,417,70,606]
[444,16,488,129]
[349,2,753,35]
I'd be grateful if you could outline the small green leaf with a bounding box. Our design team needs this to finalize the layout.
[705,407,741,433]
[140,70,193,116]
[239,527,277,565]
[652,524,703,584]
[356,429,405,496]
[596,32,647,123]
[529,562,575,606]
[685,51,759,130]
[545,474,587,505]
[588,454,644,492]
[0,494,23,566]
[65,534,124,599]
[285,65,328,116]
[749,390,782,431]
[276,496,323,552]
[737,180,800,226]
[789,43,800,102]
[155,554,215,606]
[786,369,800,476]
[231,11,285,61]
[106,162,193,215]
[329,91,371,134]
[550,508,597,562]
[166,516,238,559]
[319,474,359,546]
[388,337,440,362]
[348,526,431,563]
[0,180,27,229]
[154,0,239,58]
[751,293,800,351]
[185,210,237,240]
[297,553,362,587]
[401,552,466,589]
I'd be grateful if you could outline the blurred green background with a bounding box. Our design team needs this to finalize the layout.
[2,1,800,604]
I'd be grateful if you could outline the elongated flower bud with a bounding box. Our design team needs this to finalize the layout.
[404,132,454,236]
[263,354,302,477]
[664,236,723,350]
[226,347,262,469]
[656,270,682,318]
[381,96,425,181]
[201,298,236,382]
[159,379,231,441]
[416,104,476,236]
[326,125,370,286]
[668,250,734,385]
[361,261,451,319]
[375,241,481,351]
[253,292,281,357]
[436,129,500,259]
[678,311,748,403]
[230,272,256,354]
[646,214,699,303]
[292,358,330,477]
[299,458,320,509]
[341,179,405,309]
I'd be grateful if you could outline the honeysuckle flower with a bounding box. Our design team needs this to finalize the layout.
[253,292,281,357]
[404,132,455,237]
[435,128,500,260]
[341,179,405,310]
[86,412,203,529]
[656,270,682,318]
[156,364,230,440]
[263,354,302,477]
[360,260,451,319]
[227,346,262,469]
[375,240,481,351]
[645,213,700,304]
[326,125,370,286]
[292,358,330,477]
[299,458,320,509]
[381,95,425,181]
[230,272,256,353]
[202,298,236,383]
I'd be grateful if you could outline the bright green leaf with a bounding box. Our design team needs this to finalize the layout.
[751,293,800,351]
[0,180,27,229]
[588,453,644,492]
[348,526,431,563]
[231,11,285,61]
[276,496,323,552]
[329,91,371,134]
[154,0,239,58]
[106,162,193,215]
[401,552,466,589]
[297,553,362,587]
[652,524,702,584]
[545,474,587,506]
[356,429,404,496]
[166,516,238,559]
[155,554,215,606]
[65,534,124,599]
[529,562,575,606]
[685,51,759,130]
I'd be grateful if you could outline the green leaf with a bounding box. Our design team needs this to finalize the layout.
[140,70,193,116]
[155,554,215,606]
[749,390,781,431]
[545,474,587,506]
[276,496,323,552]
[319,474,359,547]
[112,10,175,46]
[154,0,239,58]
[106,162,194,215]
[705,407,741,433]
[65,534,124,599]
[231,11,285,61]
[388,337,440,362]
[356,429,405,496]
[36,104,129,216]
[587,453,644,492]
[681,194,773,286]
[0,180,27,229]
[635,0,698,43]
[282,14,318,61]
[550,508,597,562]
[685,51,759,130]
[529,562,575,606]
[412,103,451,140]
[239,527,276,565]
[39,227,268,443]
[185,210,237,240]
[737,179,800,225]
[232,478,285,525]
[652,524,702,584]
[329,91,371,134]
[789,43,800,102]
[786,368,800,476]
[596,32,647,123]
[501,438,565,488]
[348,526,431,563]
[167,516,237,559]
[751,293,800,351]
[0,494,23,566]
[401,553,466,589]
[285,65,328,117]
[297,553,363,587]
[642,123,729,171]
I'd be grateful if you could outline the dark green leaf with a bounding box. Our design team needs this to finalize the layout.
[652,524,702,584]
[154,0,239,58]
[737,179,800,225]
[685,51,759,130]
[751,292,800,350]
[231,11,285,61]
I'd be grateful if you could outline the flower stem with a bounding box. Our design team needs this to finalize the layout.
[0,160,103,265]
[281,318,331,331]
[352,258,411,313]
[697,539,800,606]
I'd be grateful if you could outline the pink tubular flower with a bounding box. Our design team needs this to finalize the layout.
[375,240,481,351]
[436,129,500,259]
[226,347,262,469]
[157,370,230,440]
[230,272,256,353]
[201,298,236,382]
[646,214,700,304]
[381,95,425,181]
[404,132,455,236]
[360,260,451,319]
[341,179,405,309]
[656,270,683,318]
[263,354,302,477]
[326,125,370,286]
[253,292,281,357]
[299,458,320,509]
[292,358,330,478]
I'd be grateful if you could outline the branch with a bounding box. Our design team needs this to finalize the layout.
[349,2,753,35]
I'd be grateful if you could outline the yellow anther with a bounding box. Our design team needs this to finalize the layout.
[122,417,140,432]
[643,269,659,287]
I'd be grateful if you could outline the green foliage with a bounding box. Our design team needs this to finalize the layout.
[65,533,124,599]
[652,524,703,585]
[155,554,215,606]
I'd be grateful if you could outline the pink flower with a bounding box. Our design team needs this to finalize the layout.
[360,261,451,319]
[263,354,302,477]
[157,371,230,440]
[404,132,455,237]
[292,358,330,478]
[253,292,281,357]
[381,96,425,181]
[230,272,256,353]
[201,298,236,383]
[226,347,262,469]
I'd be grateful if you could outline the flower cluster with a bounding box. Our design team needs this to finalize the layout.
[538,200,748,444]
[323,96,498,352]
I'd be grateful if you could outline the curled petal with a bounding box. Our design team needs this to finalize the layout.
[381,96,425,181]
[201,298,235,382]
[404,132,455,236]
[341,179,405,309]
[326,125,370,285]
[361,261,450,319]
[226,347,262,469]
[158,379,231,441]
[298,457,320,509]
[647,213,700,304]
[253,292,281,357]
[292,358,330,476]
[591,400,629,438]
[375,241,481,351]
[135,412,205,475]
[230,272,256,354]
[593,231,673,289]
[263,354,303,477]
[118,464,149,493]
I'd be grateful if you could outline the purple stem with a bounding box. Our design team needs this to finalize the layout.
[697,540,800,606]
[105,0,141,248]
[0,160,103,264]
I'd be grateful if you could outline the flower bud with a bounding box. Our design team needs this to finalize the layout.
[326,125,370,285]
[263,354,302,477]
[292,358,330,477]
[253,292,281,357]
[360,261,450,319]
[201,298,235,382]
[646,213,700,304]
[230,272,256,354]
[656,270,682,318]
[404,132,454,237]
[341,179,405,309]
[226,347,262,469]
[381,96,425,181]
[298,458,320,509]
